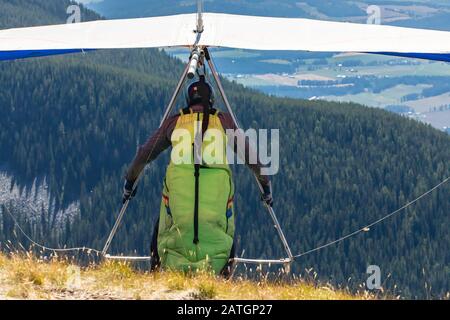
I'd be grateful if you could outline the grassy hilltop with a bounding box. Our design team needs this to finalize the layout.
[0,253,371,300]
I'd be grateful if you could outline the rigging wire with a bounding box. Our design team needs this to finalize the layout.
[1,175,448,260]
[1,204,102,255]
[293,176,450,259]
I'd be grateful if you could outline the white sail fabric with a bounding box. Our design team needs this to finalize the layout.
[0,14,198,51]
[1,12,450,61]
[201,13,450,53]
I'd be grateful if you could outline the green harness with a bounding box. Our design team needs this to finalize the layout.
[157,108,235,274]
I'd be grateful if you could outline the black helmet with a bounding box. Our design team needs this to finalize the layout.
[186,76,215,107]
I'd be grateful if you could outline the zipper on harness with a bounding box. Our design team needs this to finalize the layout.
[193,112,201,245]
[193,163,200,244]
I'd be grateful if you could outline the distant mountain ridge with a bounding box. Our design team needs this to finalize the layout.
[87,0,450,31]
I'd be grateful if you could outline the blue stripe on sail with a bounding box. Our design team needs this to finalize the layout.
[368,52,450,63]
[0,49,93,61]
[1,49,449,63]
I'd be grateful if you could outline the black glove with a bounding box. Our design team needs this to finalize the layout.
[261,182,273,207]
[122,180,138,204]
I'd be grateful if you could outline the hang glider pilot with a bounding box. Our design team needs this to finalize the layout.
[122,76,273,276]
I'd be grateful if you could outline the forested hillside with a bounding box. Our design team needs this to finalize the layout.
[0,0,449,299]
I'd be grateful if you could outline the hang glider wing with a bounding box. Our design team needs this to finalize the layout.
[0,14,199,61]
[1,13,450,62]
[200,13,450,62]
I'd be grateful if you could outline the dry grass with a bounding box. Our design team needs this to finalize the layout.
[0,252,371,300]
[0,252,70,299]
